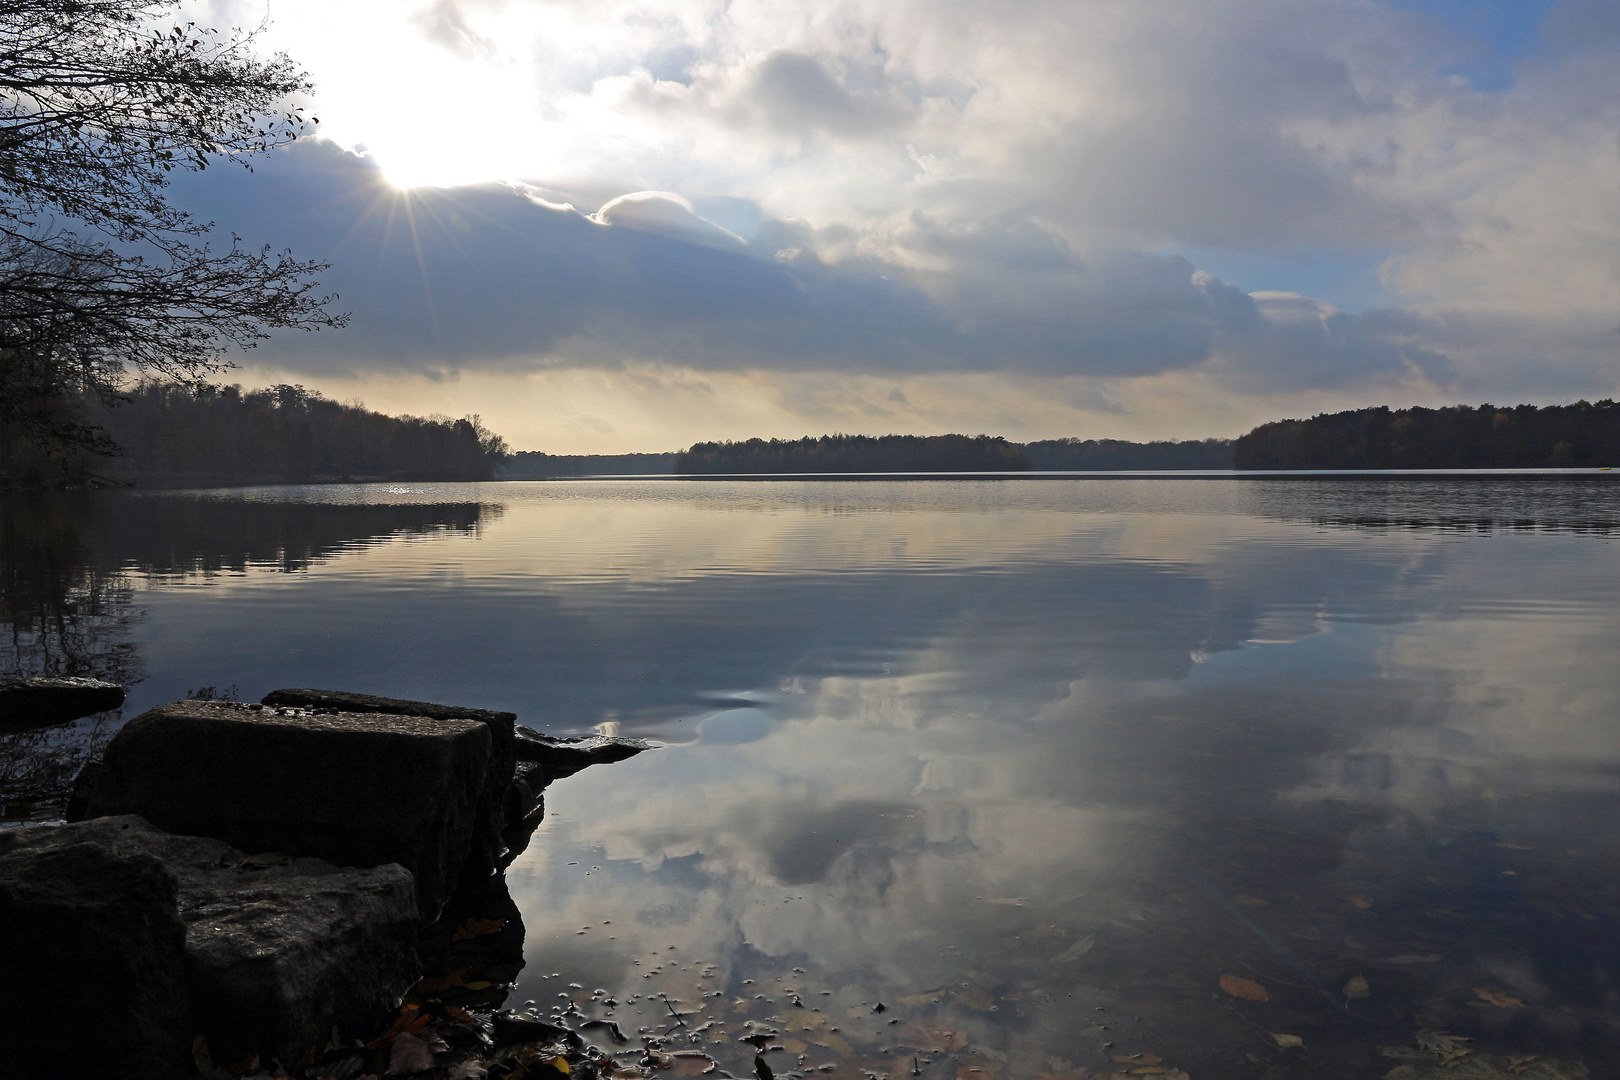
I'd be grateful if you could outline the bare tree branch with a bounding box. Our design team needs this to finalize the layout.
[0,0,344,465]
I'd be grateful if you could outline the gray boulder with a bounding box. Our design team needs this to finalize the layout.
[82,700,489,915]
[262,688,515,879]
[0,819,194,1080]
[0,675,124,729]
[0,816,419,1070]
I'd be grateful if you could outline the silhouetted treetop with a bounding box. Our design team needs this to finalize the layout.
[676,434,1031,474]
[0,0,342,460]
[1234,402,1620,469]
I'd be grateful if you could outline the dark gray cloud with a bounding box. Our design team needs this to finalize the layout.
[747,51,916,136]
[169,139,1460,388]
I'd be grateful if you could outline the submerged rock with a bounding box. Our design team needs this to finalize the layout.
[262,688,516,880]
[0,676,124,729]
[82,700,489,915]
[0,816,418,1070]
[0,818,193,1080]
[513,726,654,781]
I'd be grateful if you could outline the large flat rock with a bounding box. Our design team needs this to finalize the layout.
[0,820,193,1080]
[262,688,516,879]
[0,676,125,729]
[83,700,490,914]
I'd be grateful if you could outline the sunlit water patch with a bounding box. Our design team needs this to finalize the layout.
[3,478,1618,1078]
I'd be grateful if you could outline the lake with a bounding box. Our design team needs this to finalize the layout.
[4,477,1619,1079]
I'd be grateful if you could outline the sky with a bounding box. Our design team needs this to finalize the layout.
[172,0,1620,452]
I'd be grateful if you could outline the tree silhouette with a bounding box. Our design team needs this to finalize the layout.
[0,0,343,467]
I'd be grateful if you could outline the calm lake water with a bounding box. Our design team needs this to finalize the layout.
[5,478,1620,1079]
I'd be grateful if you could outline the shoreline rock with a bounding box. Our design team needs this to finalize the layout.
[261,688,517,880]
[0,817,194,1080]
[82,699,490,915]
[0,675,124,729]
[16,687,657,1078]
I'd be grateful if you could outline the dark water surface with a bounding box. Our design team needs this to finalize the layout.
[5,478,1620,1079]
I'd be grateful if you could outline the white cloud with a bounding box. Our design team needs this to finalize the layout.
[182,0,1620,443]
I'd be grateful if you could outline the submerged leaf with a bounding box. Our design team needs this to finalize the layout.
[1218,974,1269,1001]
[1345,975,1370,999]
[1474,988,1526,1008]
[1054,934,1097,963]
[1415,1031,1472,1054]
[1271,1033,1304,1049]
[386,1031,436,1075]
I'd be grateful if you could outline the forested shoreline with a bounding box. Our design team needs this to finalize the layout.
[0,383,511,487]
[1234,402,1620,470]
[676,434,1031,473]
[1025,437,1233,470]
[500,451,678,478]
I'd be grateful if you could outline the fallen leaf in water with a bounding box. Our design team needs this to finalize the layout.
[1219,974,1269,1001]
[954,986,996,1011]
[463,980,493,990]
[1054,934,1097,963]
[413,968,468,993]
[1415,1031,1472,1054]
[1112,1054,1162,1065]
[1475,988,1526,1008]
[1346,895,1373,910]
[899,988,947,1006]
[1345,975,1370,999]
[1234,895,1268,908]
[781,1011,829,1033]
[386,1031,435,1074]
[812,1033,853,1057]
[1380,1052,1591,1080]
[1384,955,1444,965]
[783,1039,808,1054]
[1271,1034,1304,1049]
[452,917,508,941]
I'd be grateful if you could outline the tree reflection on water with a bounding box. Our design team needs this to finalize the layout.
[0,491,491,820]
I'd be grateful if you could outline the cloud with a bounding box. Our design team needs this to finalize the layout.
[174,139,1457,395]
[177,0,1620,432]
[588,190,746,249]
[745,50,917,137]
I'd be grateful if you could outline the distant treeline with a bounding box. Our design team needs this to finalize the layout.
[19,382,512,486]
[1025,438,1233,470]
[676,434,1031,473]
[1234,402,1620,470]
[500,451,678,478]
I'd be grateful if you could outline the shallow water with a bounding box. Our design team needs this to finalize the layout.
[4,478,1620,1078]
